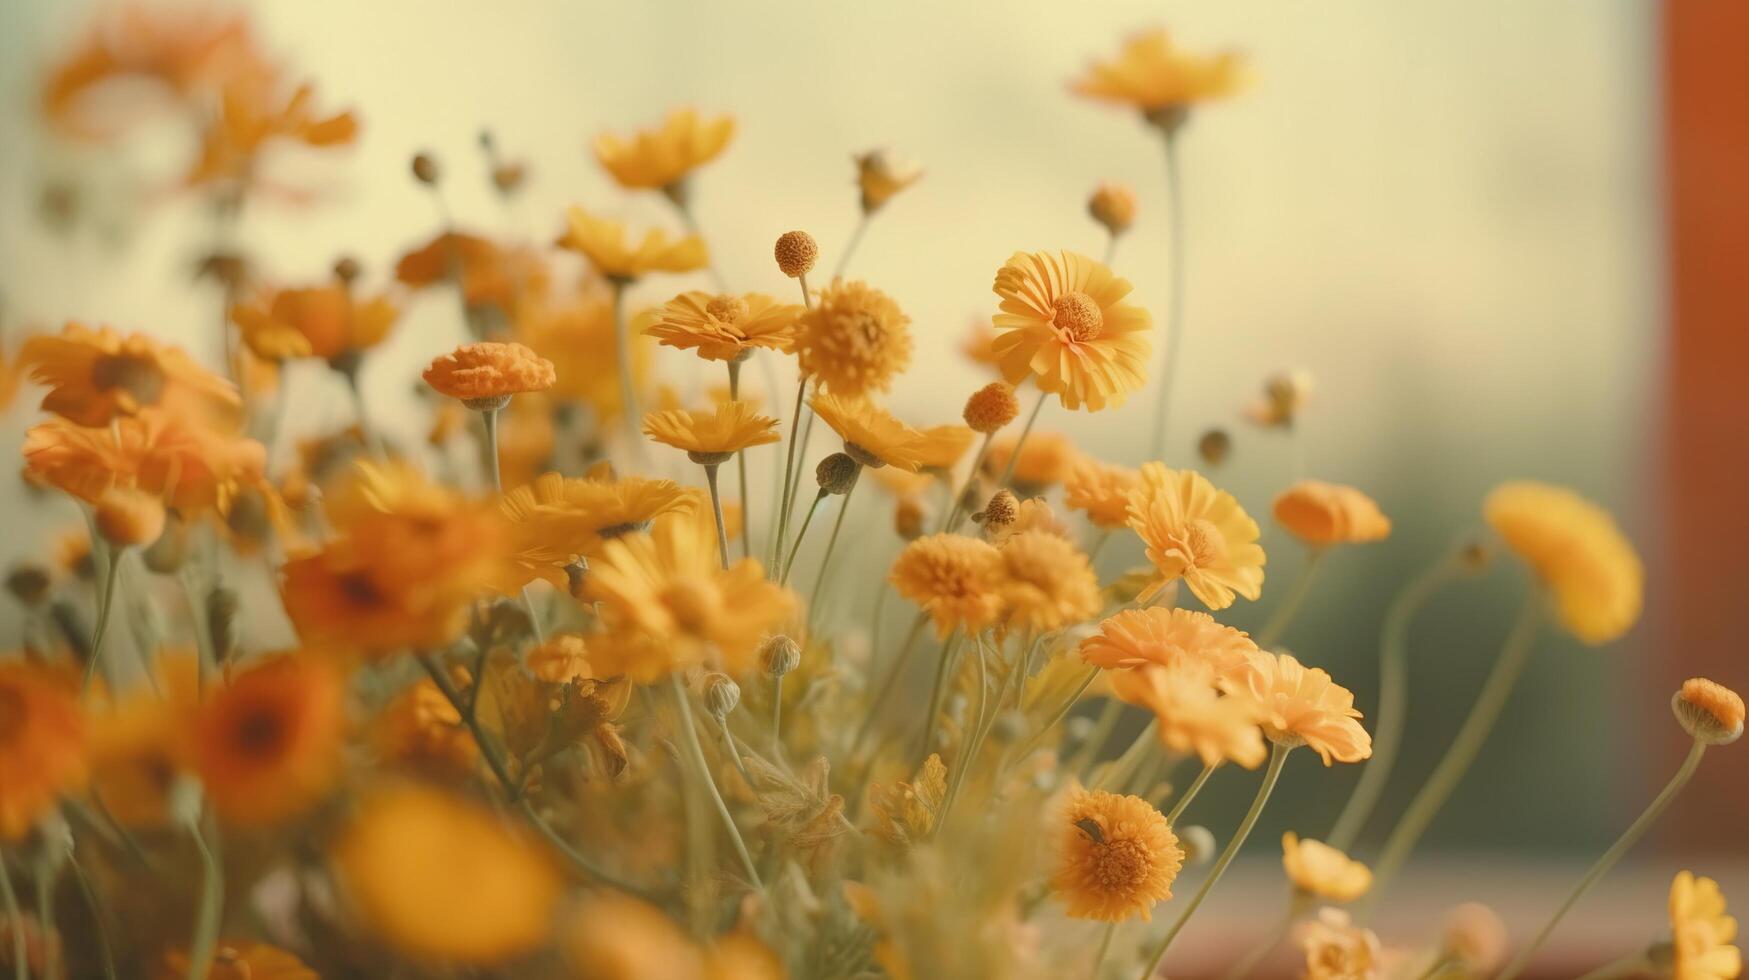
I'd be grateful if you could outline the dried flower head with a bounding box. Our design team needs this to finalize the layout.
[1088,181,1138,236]
[795,280,914,398]
[371,678,478,779]
[1128,463,1266,610]
[854,149,923,212]
[1672,678,1744,746]
[759,635,801,677]
[423,341,556,406]
[1052,788,1184,922]
[963,381,1020,434]
[975,488,1019,535]
[889,533,1006,639]
[1273,480,1392,546]
[1484,481,1643,644]
[774,230,819,278]
[991,250,1151,411]
[816,451,861,495]
[1282,832,1372,902]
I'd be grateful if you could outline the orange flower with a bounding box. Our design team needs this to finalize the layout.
[1484,481,1643,645]
[1065,458,1143,529]
[1112,662,1268,769]
[557,206,707,282]
[514,281,648,424]
[647,291,803,361]
[501,471,697,585]
[794,280,914,398]
[594,107,735,192]
[184,78,357,188]
[643,401,781,460]
[0,663,87,839]
[1128,463,1265,610]
[981,431,1080,491]
[562,892,705,979]
[193,654,346,827]
[371,678,478,779]
[1273,480,1391,546]
[88,653,200,827]
[1071,28,1248,115]
[159,942,317,980]
[991,251,1151,411]
[1282,832,1372,902]
[810,393,929,472]
[996,531,1101,634]
[20,322,239,427]
[23,410,267,516]
[889,534,1007,639]
[423,342,556,405]
[231,284,399,362]
[1229,651,1371,765]
[1053,788,1183,922]
[1078,606,1258,677]
[395,232,547,312]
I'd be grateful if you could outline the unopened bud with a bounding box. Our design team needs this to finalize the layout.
[894,497,927,541]
[963,382,1019,434]
[816,452,860,495]
[332,255,362,285]
[703,673,741,721]
[759,635,801,678]
[207,586,240,664]
[411,152,441,185]
[1088,181,1138,237]
[1672,678,1744,746]
[1197,429,1231,466]
[5,566,51,607]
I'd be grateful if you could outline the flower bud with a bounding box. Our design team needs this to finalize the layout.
[1179,825,1216,865]
[411,152,441,185]
[894,497,927,541]
[1672,678,1744,745]
[207,585,240,664]
[1088,181,1138,236]
[973,489,1018,536]
[95,487,166,547]
[963,381,1019,434]
[816,452,860,495]
[854,149,922,212]
[759,635,801,678]
[1197,428,1231,466]
[703,672,741,721]
[5,566,50,607]
[773,231,818,278]
[143,511,191,574]
[332,255,362,285]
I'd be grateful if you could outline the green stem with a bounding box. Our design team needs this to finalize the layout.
[1255,547,1325,648]
[805,467,861,630]
[850,613,929,762]
[1365,593,1542,908]
[915,631,964,768]
[941,431,994,533]
[1149,127,1185,460]
[1006,664,1101,770]
[1166,764,1215,824]
[185,819,223,980]
[33,856,57,980]
[82,542,124,692]
[728,360,754,562]
[669,674,764,891]
[715,716,756,788]
[1496,740,1709,980]
[1068,697,1126,775]
[940,634,994,823]
[1092,921,1118,978]
[609,280,643,458]
[771,378,810,571]
[833,211,871,279]
[780,492,826,585]
[994,391,1048,491]
[1136,744,1291,980]
[1,846,25,980]
[770,675,784,758]
[69,856,118,980]
[703,464,732,572]
[1095,719,1159,792]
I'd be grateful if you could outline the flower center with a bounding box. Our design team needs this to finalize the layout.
[1168,519,1226,570]
[1090,838,1152,891]
[1052,292,1104,342]
[338,572,385,609]
[705,295,749,324]
[233,705,289,760]
[662,578,719,634]
[91,352,167,410]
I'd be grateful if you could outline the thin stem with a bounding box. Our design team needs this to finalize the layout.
[1496,740,1709,980]
[480,406,503,491]
[1365,594,1542,907]
[417,653,519,793]
[850,613,929,760]
[796,272,813,309]
[728,361,755,561]
[833,211,871,279]
[185,819,223,980]
[82,542,124,692]
[342,368,384,459]
[0,845,25,980]
[994,391,1048,491]
[915,631,964,768]
[770,675,785,757]
[1092,922,1118,978]
[771,378,810,570]
[668,674,763,891]
[1165,763,1215,824]
[1255,547,1326,648]
[514,798,662,902]
[941,431,994,533]
[33,855,58,980]
[70,856,118,980]
[1149,127,1186,460]
[806,468,861,629]
[1096,719,1159,792]
[940,634,994,822]
[1068,698,1126,775]
[782,410,818,549]
[714,717,756,787]
[1102,231,1120,268]
[1005,664,1102,771]
[703,464,732,572]
[609,280,642,456]
[1325,556,1462,851]
[1136,744,1291,980]
[780,492,826,585]
[1570,953,1653,980]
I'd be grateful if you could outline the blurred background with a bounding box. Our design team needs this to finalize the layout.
[0,0,1741,973]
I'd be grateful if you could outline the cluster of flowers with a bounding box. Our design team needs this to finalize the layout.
[0,10,1740,980]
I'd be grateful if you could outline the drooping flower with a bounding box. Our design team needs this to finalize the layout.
[500,471,696,583]
[21,322,240,427]
[914,425,975,473]
[996,530,1100,634]
[1295,907,1382,980]
[0,663,86,839]
[184,78,358,188]
[1670,871,1741,980]
[1282,832,1373,902]
[810,393,929,471]
[557,206,708,282]
[854,149,923,212]
[1128,463,1266,610]
[423,341,556,405]
[647,291,803,361]
[1484,481,1643,644]
[158,942,318,980]
[1071,28,1248,116]
[643,401,781,460]
[889,534,1007,640]
[1673,678,1745,746]
[1065,457,1143,529]
[230,284,400,362]
[594,108,735,193]
[990,251,1151,411]
[1273,480,1392,546]
[1111,662,1268,769]
[193,654,346,827]
[333,783,563,964]
[1078,606,1258,677]
[1229,651,1371,765]
[794,280,914,398]
[1052,788,1184,922]
[981,431,1081,492]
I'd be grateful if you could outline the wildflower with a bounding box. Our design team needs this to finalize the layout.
[1295,907,1382,980]
[643,401,781,462]
[586,509,795,679]
[159,942,318,980]
[1440,903,1508,974]
[816,452,861,495]
[1065,458,1143,529]
[422,341,556,407]
[593,107,735,194]
[562,892,705,980]
[515,282,647,424]
[964,381,1020,434]
[889,534,1007,639]
[501,472,695,581]
[1484,481,1643,644]
[193,655,345,827]
[557,205,708,282]
[1088,181,1138,236]
[774,230,819,278]
[21,322,240,427]
[184,78,358,188]
[990,250,1151,411]
[647,291,803,361]
[93,486,167,547]
[0,663,87,839]
[395,231,542,311]
[867,754,949,846]
[371,678,477,778]
[334,784,563,964]
[981,431,1080,494]
[1246,370,1313,428]
[759,635,802,678]
[1052,788,1184,922]
[996,531,1101,634]
[915,424,975,472]
[230,284,399,362]
[1282,832,1372,902]
[794,280,914,397]
[1072,28,1248,120]
[1128,463,1266,610]
[810,393,929,471]
[1230,651,1372,765]
[24,410,267,516]
[854,149,923,212]
[1078,606,1258,677]
[1112,662,1268,769]
[1670,871,1741,980]
[1672,678,1744,746]
[528,634,593,684]
[1274,480,1391,546]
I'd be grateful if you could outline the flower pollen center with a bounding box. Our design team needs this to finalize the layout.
[1052,292,1104,343]
[1090,837,1151,891]
[705,295,749,324]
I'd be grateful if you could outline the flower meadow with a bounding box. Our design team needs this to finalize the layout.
[0,9,1741,980]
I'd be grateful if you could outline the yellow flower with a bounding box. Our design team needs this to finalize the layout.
[1282,832,1372,902]
[889,534,1007,640]
[1128,463,1266,610]
[558,205,708,281]
[996,530,1100,634]
[586,509,795,679]
[915,424,975,472]
[990,251,1151,411]
[594,107,735,192]
[1064,458,1143,529]
[561,892,705,980]
[193,655,346,827]
[854,149,923,211]
[982,431,1081,491]
[371,678,478,779]
[1078,606,1258,677]
[647,291,803,361]
[514,281,650,425]
[89,654,199,827]
[24,409,266,517]
[1673,678,1745,746]
[158,942,318,980]
[643,400,781,460]
[1273,480,1391,546]
[810,393,929,471]
[527,634,593,684]
[1671,871,1741,980]
[333,783,563,964]
[1230,651,1372,765]
[1484,481,1643,644]
[1088,181,1138,236]
[1111,662,1268,769]
[230,284,399,362]
[183,79,356,188]
[501,471,696,583]
[794,280,914,397]
[1072,28,1248,115]
[1295,907,1382,980]
[395,231,546,312]
[422,341,556,405]
[21,322,240,427]
[1052,788,1184,922]
[0,663,86,840]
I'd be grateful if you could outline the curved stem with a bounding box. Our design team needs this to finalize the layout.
[82,543,124,692]
[805,469,861,629]
[480,406,502,491]
[702,464,732,572]
[1149,127,1185,460]
[771,378,811,570]
[185,819,223,980]
[1006,664,1101,771]
[1137,744,1291,979]
[940,634,994,822]
[1325,556,1461,850]
[780,492,826,585]
[0,847,22,980]
[1365,594,1541,908]
[1497,740,1708,980]
[669,674,763,891]
[1165,763,1215,824]
[994,392,1048,491]
[1095,719,1159,792]
[1092,921,1118,978]
[1068,697,1126,776]
[1255,547,1326,648]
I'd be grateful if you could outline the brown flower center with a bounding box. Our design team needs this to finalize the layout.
[1090,837,1152,891]
[705,295,749,324]
[233,704,289,760]
[338,572,385,609]
[91,352,166,409]
[1052,292,1104,343]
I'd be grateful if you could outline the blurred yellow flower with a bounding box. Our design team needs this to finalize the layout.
[1230,651,1371,765]
[371,678,478,779]
[854,149,924,212]
[643,400,781,459]
[990,251,1151,411]
[914,424,975,472]
[982,431,1080,491]
[423,341,556,404]
[501,471,696,584]
[1128,463,1265,610]
[889,534,1006,640]
[647,291,802,361]
[193,654,346,827]
[810,393,929,471]
[231,284,399,362]
[1088,181,1138,236]
[1670,871,1741,980]
[514,282,649,424]
[558,205,708,282]
[562,892,705,980]
[158,942,317,980]
[1246,369,1314,428]
[395,231,546,312]
[184,78,356,187]
[89,654,198,827]
[1484,481,1643,644]
[996,530,1100,634]
[1064,457,1143,528]
[21,322,240,427]
[0,662,86,840]
[1295,907,1382,980]
[1072,28,1248,115]
[1052,788,1183,922]
[1111,662,1268,769]
[1282,832,1372,903]
[795,280,914,398]
[1078,606,1258,677]
[24,410,266,517]
[1273,480,1392,547]
[594,107,735,192]
[527,634,593,684]
[333,783,563,964]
